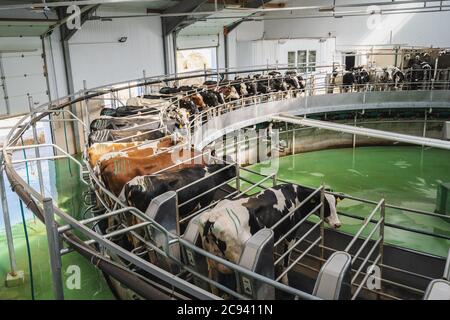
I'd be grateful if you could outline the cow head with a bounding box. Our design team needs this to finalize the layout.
[191,93,206,109]
[295,185,342,229]
[168,107,190,128]
[323,193,342,228]
[239,82,248,96]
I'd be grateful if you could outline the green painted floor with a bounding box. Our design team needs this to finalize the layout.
[237,146,450,257]
[1,145,449,300]
[0,156,114,300]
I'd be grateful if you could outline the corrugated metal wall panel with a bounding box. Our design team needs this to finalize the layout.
[0,42,47,115]
[69,16,164,91]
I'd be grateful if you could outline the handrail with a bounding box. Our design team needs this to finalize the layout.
[345,199,384,253]
[2,65,450,301]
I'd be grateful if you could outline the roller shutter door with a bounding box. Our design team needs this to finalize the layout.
[0,49,48,116]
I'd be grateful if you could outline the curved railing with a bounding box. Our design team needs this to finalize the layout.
[2,65,450,300]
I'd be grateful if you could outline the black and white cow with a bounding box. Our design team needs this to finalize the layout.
[254,74,272,94]
[198,183,342,291]
[179,97,199,115]
[99,105,159,117]
[160,86,181,95]
[342,71,356,92]
[285,71,306,93]
[122,163,237,219]
[200,90,220,108]
[245,78,258,96]
[89,115,161,132]
[88,128,165,145]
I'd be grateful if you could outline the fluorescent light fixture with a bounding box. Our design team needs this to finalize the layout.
[319,6,335,12]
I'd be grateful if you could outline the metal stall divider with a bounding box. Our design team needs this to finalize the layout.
[238,228,275,300]
[144,191,180,274]
[181,216,210,292]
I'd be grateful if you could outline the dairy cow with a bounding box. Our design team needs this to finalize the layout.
[198,183,342,292]
[88,128,166,145]
[89,115,161,132]
[122,163,236,218]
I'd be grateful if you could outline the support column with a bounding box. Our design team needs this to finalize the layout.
[0,53,11,115]
[1,160,25,287]
[61,36,81,154]
[43,198,64,300]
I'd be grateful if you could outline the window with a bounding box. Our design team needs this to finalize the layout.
[308,50,316,72]
[297,50,307,72]
[287,50,317,73]
[287,51,296,67]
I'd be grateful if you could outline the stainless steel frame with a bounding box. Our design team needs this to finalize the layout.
[1,65,450,300]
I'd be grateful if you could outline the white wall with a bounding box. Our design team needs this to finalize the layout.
[234,37,335,71]
[229,2,450,70]
[227,29,237,70]
[68,12,164,91]
[263,7,450,48]
[46,31,68,99]
[234,21,265,42]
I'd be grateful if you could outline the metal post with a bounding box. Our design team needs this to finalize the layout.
[234,135,240,192]
[379,199,385,278]
[353,112,357,149]
[0,162,18,276]
[422,109,428,138]
[0,53,11,115]
[28,96,45,197]
[292,130,295,156]
[82,80,90,145]
[43,198,64,300]
[204,64,207,82]
[143,70,148,95]
[319,185,325,265]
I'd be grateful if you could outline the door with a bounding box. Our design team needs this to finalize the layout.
[176,47,218,85]
[345,55,356,70]
[0,49,48,116]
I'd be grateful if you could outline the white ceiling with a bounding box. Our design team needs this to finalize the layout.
[0,20,55,37]
[178,8,258,36]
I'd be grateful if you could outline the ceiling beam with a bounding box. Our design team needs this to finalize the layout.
[206,0,284,8]
[161,0,208,36]
[224,0,272,34]
[0,1,167,11]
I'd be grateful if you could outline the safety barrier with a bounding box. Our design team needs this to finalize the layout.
[1,65,450,300]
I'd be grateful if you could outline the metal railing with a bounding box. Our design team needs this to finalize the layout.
[1,65,449,301]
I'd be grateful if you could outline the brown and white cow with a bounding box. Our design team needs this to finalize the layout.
[98,147,207,196]
[88,133,185,168]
